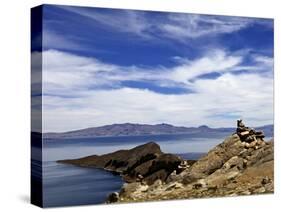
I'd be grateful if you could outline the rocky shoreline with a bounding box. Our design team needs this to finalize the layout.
[57,120,274,203]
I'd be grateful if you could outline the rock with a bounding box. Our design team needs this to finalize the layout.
[192,183,203,189]
[243,159,248,167]
[261,176,271,185]
[229,193,239,197]
[240,190,251,195]
[191,179,208,190]
[139,184,149,192]
[245,143,250,148]
[226,171,240,180]
[246,140,257,148]
[197,179,207,187]
[240,131,249,136]
[120,182,140,196]
[182,134,244,183]
[253,187,266,193]
[137,174,144,179]
[245,142,274,167]
[264,182,274,192]
[165,182,184,191]
[178,160,190,169]
[222,156,244,171]
[148,179,162,191]
[106,192,119,203]
[166,170,178,183]
[141,153,182,184]
[207,185,218,192]
[241,142,247,148]
[119,182,149,200]
[236,120,265,145]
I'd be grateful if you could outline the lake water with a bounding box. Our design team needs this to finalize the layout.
[42,161,123,207]
[40,133,230,207]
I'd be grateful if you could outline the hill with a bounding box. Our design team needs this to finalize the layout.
[44,123,273,139]
[58,142,190,185]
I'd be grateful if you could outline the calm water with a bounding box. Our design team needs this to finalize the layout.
[42,161,123,207]
[41,133,229,207]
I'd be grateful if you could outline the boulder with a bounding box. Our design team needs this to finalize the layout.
[221,156,244,171]
[106,192,119,203]
[165,182,184,191]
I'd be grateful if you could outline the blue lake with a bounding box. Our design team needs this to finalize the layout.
[41,133,230,207]
[42,161,123,207]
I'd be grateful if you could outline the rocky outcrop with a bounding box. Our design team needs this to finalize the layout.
[58,120,273,203]
[58,142,189,185]
[112,121,273,203]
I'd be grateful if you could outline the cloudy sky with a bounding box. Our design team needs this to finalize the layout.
[32,5,274,132]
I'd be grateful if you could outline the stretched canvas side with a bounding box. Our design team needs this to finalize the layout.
[31,5,43,208]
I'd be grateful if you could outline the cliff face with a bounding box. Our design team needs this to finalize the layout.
[115,134,273,203]
[58,142,188,185]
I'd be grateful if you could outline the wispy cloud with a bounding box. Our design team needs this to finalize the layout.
[42,28,114,54]
[159,14,253,40]
[42,30,82,51]
[58,6,152,38]
[57,6,271,43]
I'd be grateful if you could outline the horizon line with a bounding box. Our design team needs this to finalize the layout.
[39,122,274,134]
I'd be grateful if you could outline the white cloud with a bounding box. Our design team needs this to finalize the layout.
[254,55,273,69]
[43,72,273,132]
[168,49,243,83]
[41,48,251,96]
[42,50,121,96]
[38,49,273,132]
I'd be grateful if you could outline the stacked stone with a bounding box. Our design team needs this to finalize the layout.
[177,160,190,171]
[236,119,265,149]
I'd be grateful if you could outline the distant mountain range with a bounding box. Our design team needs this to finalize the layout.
[44,123,274,139]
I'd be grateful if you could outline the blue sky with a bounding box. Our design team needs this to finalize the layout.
[32,4,274,132]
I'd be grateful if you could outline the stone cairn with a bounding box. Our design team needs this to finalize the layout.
[236,119,265,149]
[178,160,190,170]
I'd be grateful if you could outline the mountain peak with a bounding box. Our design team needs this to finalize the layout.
[198,125,209,129]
